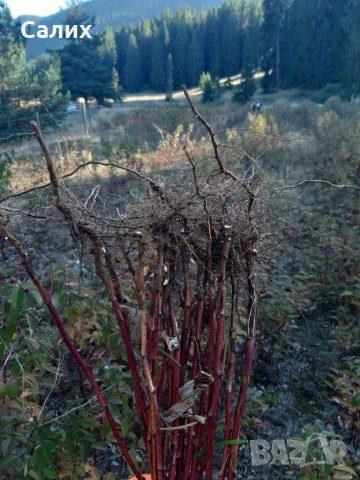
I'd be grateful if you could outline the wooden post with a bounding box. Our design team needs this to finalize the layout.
[82,102,88,135]
[87,101,92,128]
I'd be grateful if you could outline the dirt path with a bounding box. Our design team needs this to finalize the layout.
[121,72,260,104]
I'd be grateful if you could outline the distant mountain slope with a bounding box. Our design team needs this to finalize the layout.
[20,0,223,59]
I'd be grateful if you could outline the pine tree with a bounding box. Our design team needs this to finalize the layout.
[241,0,262,72]
[278,0,309,88]
[204,9,221,78]
[280,0,349,90]
[60,35,116,101]
[150,21,169,91]
[165,53,174,101]
[98,28,120,99]
[186,29,204,87]
[0,0,26,122]
[115,26,128,85]
[124,33,142,92]
[261,0,290,92]
[25,54,70,111]
[60,5,121,102]
[218,1,241,77]
[99,28,117,68]
[343,0,360,92]
[171,9,194,89]
[65,1,94,29]
[137,19,153,88]
[0,2,68,130]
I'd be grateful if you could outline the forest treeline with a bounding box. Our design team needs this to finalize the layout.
[59,0,360,96]
[1,0,360,129]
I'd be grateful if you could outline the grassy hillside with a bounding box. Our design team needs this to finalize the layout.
[20,0,222,59]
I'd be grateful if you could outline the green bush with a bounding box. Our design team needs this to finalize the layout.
[200,72,215,103]
[312,83,354,103]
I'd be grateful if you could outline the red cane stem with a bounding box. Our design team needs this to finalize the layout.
[227,240,257,478]
[89,236,149,435]
[218,280,237,480]
[1,228,144,480]
[137,242,163,480]
[205,233,231,480]
[227,337,255,479]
